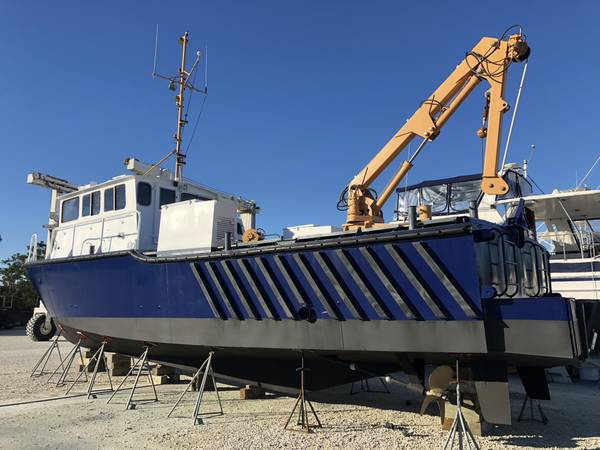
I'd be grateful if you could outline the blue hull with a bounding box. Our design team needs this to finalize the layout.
[26,221,586,391]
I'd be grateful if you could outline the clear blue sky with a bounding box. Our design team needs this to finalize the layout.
[1,1,599,258]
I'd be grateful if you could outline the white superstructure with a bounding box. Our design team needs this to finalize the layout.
[29,158,258,260]
[497,188,600,300]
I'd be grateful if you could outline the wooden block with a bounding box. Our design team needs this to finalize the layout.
[106,354,131,376]
[152,375,168,385]
[192,376,215,391]
[79,353,106,373]
[240,385,265,400]
[152,364,178,376]
[151,374,181,385]
[442,403,491,436]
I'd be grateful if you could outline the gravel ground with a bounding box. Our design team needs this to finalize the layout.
[1,327,600,449]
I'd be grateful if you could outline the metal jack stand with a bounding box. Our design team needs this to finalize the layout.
[442,361,480,450]
[517,395,548,424]
[31,328,65,378]
[52,332,88,387]
[350,377,390,395]
[167,352,223,425]
[284,356,322,433]
[64,339,113,398]
[106,346,158,410]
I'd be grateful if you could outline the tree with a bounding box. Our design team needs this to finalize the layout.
[0,242,46,312]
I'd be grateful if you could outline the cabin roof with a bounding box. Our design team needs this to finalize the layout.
[496,189,600,221]
[395,173,482,192]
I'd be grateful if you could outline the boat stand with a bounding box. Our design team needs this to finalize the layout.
[167,351,223,425]
[106,346,158,410]
[517,395,548,424]
[30,328,65,378]
[64,339,113,398]
[442,361,480,450]
[284,356,322,433]
[350,377,390,395]
[51,332,88,387]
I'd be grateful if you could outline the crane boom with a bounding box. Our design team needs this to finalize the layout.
[344,33,530,228]
[27,172,78,193]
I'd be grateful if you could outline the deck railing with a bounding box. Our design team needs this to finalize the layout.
[538,230,599,260]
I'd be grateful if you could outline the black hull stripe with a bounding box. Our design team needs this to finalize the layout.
[207,262,244,319]
[313,252,360,319]
[221,260,261,320]
[414,242,481,318]
[334,249,391,320]
[190,263,221,319]
[384,244,445,319]
[234,259,275,319]
[358,247,416,320]
[291,253,338,319]
[271,255,305,315]
[256,257,294,319]
[317,252,368,320]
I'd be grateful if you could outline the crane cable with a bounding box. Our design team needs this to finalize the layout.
[500,59,528,171]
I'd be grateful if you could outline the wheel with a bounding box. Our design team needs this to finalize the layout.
[26,313,56,341]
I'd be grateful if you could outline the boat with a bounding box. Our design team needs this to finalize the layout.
[24,30,594,425]
[498,187,600,300]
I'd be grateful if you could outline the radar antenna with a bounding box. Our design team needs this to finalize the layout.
[146,28,208,182]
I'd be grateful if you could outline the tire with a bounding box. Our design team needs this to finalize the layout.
[26,313,56,341]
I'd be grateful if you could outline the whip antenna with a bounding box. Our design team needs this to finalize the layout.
[500,60,528,170]
[152,24,159,77]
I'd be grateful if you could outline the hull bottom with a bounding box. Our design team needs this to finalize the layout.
[57,314,579,392]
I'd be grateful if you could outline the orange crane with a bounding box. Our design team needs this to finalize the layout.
[341,29,530,229]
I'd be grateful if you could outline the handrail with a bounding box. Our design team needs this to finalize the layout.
[26,234,38,262]
[51,211,139,257]
[482,227,551,298]
[539,230,598,260]
[78,211,141,255]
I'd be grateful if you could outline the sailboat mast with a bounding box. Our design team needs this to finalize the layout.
[174,32,189,182]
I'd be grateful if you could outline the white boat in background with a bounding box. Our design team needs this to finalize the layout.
[497,188,600,301]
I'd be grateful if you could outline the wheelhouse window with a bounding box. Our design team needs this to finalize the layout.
[82,194,91,216]
[181,192,209,201]
[82,191,101,217]
[449,180,481,212]
[104,184,126,211]
[159,188,176,206]
[91,191,100,215]
[104,187,114,211]
[137,182,152,206]
[115,184,126,210]
[395,173,483,218]
[421,184,448,214]
[61,197,79,223]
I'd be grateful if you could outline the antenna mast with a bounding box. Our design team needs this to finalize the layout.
[174,32,189,181]
[147,30,208,182]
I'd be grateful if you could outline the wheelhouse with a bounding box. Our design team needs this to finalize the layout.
[47,159,257,259]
